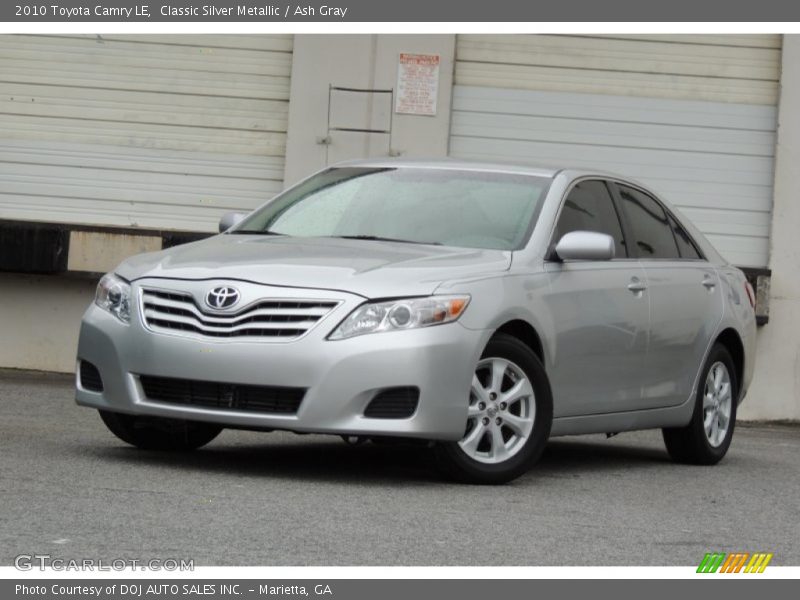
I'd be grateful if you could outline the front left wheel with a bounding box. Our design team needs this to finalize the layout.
[434,333,553,484]
[99,410,222,451]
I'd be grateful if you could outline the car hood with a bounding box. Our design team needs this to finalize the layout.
[116,234,512,298]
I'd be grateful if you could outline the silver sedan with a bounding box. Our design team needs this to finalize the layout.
[75,160,756,483]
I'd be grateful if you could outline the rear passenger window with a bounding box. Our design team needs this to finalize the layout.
[554,180,627,258]
[669,214,703,259]
[617,185,680,259]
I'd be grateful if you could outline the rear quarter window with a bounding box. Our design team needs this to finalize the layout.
[669,214,703,259]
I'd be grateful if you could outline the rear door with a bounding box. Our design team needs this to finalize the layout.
[543,179,649,417]
[612,182,723,409]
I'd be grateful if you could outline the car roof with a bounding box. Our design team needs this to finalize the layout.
[330,158,643,185]
[330,157,561,178]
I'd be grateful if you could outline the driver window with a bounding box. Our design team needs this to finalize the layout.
[554,180,627,258]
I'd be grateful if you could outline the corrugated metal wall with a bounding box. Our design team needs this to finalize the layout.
[451,34,782,267]
[0,34,293,232]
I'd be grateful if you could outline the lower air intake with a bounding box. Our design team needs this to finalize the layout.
[364,387,420,419]
[79,361,104,392]
[139,375,305,415]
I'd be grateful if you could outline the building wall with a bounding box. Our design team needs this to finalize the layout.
[0,273,95,373]
[455,34,782,103]
[0,34,294,232]
[283,34,455,186]
[739,36,800,420]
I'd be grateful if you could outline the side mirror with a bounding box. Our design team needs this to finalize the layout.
[554,231,615,261]
[218,212,246,233]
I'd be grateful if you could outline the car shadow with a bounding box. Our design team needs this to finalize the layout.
[538,437,671,475]
[77,432,671,486]
[84,437,443,485]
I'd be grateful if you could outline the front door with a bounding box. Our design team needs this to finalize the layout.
[543,179,650,417]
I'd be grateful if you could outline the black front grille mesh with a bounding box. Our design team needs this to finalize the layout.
[79,361,104,392]
[364,387,420,419]
[140,375,305,415]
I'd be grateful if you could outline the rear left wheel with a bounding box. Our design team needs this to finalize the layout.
[662,343,737,465]
[434,333,553,484]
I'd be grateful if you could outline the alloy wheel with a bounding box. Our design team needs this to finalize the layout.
[703,361,732,448]
[458,357,536,464]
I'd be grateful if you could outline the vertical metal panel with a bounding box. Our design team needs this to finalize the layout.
[0,34,293,232]
[451,35,781,267]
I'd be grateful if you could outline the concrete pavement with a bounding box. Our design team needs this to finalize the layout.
[1,369,798,566]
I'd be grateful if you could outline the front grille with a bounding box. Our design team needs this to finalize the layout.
[140,375,305,415]
[79,360,104,392]
[364,387,420,419]
[140,288,338,341]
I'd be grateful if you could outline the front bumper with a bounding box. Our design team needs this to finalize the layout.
[75,279,488,441]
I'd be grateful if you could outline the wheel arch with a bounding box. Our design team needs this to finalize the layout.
[494,319,546,366]
[714,327,745,399]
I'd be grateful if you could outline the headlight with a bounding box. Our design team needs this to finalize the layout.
[95,274,132,324]
[328,295,470,340]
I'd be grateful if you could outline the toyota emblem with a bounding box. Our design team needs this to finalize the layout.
[205,286,241,310]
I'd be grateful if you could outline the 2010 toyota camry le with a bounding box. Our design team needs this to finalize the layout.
[75,159,756,484]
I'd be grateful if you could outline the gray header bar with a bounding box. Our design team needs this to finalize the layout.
[4,0,800,22]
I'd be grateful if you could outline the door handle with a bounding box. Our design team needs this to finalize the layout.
[627,278,647,293]
[702,278,717,290]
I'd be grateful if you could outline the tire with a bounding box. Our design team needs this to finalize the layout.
[434,333,553,484]
[662,343,738,465]
[99,410,222,451]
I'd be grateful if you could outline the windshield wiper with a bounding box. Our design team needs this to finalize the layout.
[329,235,442,246]
[227,230,286,236]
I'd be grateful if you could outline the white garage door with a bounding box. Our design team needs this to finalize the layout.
[0,34,293,232]
[450,35,782,267]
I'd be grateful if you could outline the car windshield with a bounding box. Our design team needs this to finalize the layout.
[232,167,551,251]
